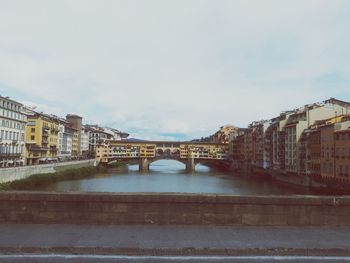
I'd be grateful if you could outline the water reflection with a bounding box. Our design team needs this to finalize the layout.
[35,160,318,195]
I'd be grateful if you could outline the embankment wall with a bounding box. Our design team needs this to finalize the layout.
[0,160,96,183]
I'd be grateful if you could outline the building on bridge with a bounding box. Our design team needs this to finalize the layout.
[96,140,229,172]
[84,125,129,158]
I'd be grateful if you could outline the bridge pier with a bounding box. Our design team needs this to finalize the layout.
[186,158,195,172]
[139,158,150,172]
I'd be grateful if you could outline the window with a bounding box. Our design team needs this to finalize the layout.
[30,135,35,140]
[31,128,35,132]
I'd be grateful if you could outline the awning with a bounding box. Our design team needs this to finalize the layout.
[7,160,14,164]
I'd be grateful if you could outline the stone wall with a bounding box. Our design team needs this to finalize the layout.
[0,160,96,183]
[0,192,349,226]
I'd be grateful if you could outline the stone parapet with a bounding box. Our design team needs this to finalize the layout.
[0,192,349,226]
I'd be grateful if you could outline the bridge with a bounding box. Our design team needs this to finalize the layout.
[96,141,229,172]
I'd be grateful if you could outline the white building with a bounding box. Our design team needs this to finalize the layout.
[84,125,129,157]
[103,127,129,141]
[81,127,90,157]
[58,122,74,160]
[0,95,27,167]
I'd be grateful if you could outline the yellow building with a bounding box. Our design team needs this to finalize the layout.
[25,111,60,165]
[71,128,79,157]
[96,141,228,163]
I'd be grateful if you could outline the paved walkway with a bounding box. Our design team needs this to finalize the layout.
[0,224,350,256]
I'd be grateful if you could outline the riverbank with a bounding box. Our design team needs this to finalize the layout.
[0,166,108,191]
[232,164,350,195]
[0,159,96,184]
[0,160,131,191]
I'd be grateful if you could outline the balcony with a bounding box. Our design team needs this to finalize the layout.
[51,128,60,133]
[26,143,47,152]
[49,145,57,152]
[0,153,21,158]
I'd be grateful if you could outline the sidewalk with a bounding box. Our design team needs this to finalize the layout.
[0,224,350,256]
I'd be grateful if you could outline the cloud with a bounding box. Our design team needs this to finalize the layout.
[1,0,350,139]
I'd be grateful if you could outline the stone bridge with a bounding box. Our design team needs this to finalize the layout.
[96,141,229,172]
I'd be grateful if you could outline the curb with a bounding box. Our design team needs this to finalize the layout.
[1,247,350,257]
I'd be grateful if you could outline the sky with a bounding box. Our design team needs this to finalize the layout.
[1,0,350,140]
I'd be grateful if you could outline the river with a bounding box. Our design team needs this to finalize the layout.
[37,160,317,195]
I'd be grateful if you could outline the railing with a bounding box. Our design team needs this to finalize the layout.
[0,153,21,158]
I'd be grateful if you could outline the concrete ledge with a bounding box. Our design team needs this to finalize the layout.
[0,192,349,226]
[2,247,350,257]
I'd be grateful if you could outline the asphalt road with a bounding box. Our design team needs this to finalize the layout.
[1,224,350,252]
[1,224,350,262]
[1,255,350,263]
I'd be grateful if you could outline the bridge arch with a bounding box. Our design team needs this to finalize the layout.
[149,159,187,171]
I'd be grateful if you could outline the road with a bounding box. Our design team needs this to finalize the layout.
[1,255,350,263]
[0,224,350,262]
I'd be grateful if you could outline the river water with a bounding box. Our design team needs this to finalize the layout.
[38,160,316,195]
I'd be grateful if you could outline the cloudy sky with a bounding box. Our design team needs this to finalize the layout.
[1,0,350,140]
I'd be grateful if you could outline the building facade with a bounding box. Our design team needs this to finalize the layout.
[81,127,90,157]
[58,122,74,160]
[334,118,350,181]
[0,96,27,167]
[66,114,82,156]
[25,111,60,165]
[230,98,350,183]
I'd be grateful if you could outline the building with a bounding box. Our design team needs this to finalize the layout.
[85,124,129,157]
[334,116,350,181]
[320,120,338,179]
[230,134,245,170]
[58,121,74,160]
[268,112,291,171]
[96,141,228,164]
[306,128,321,176]
[0,95,27,167]
[283,100,350,174]
[211,125,240,144]
[103,127,129,141]
[85,125,113,156]
[250,120,271,169]
[25,111,60,165]
[80,127,90,157]
[229,98,350,179]
[71,127,79,157]
[66,114,82,156]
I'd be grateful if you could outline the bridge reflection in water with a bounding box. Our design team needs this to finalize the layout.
[96,141,229,172]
